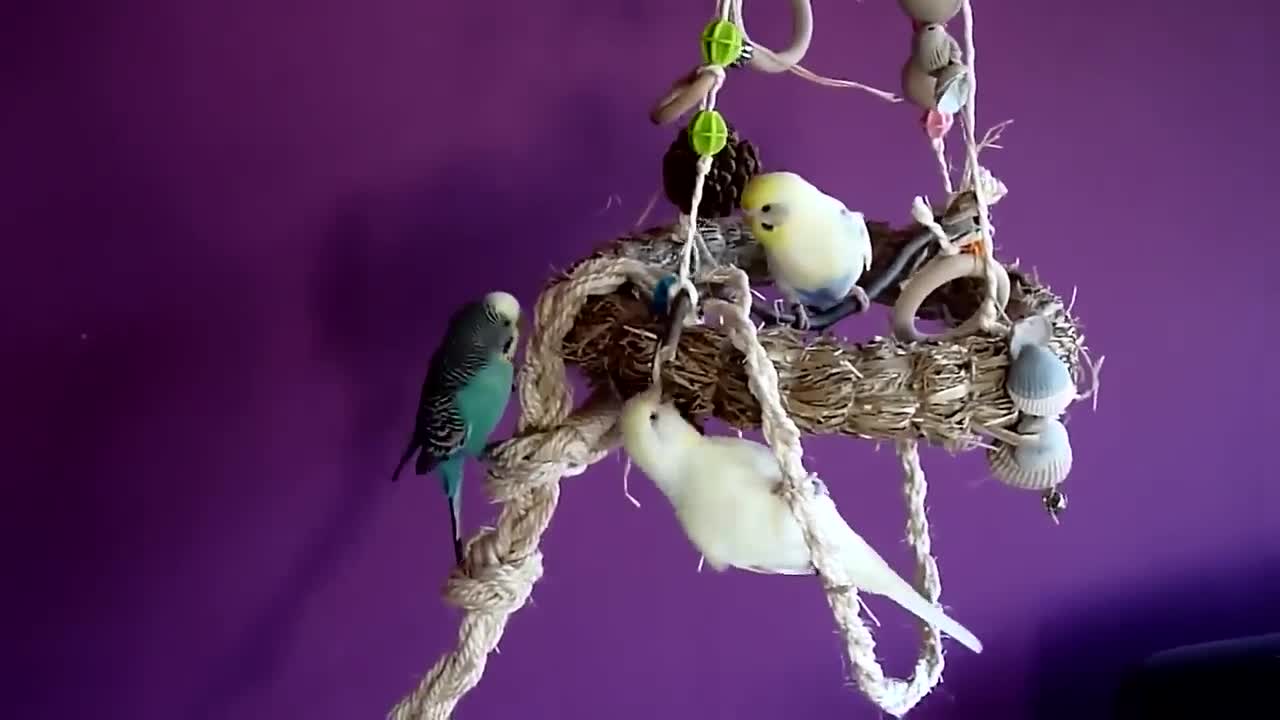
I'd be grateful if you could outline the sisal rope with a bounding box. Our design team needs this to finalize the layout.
[387,254,957,718]
[704,267,945,717]
[957,0,1006,335]
[385,259,644,720]
[388,2,990,716]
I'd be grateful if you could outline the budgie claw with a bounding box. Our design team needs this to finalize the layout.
[792,304,812,331]
[849,285,870,313]
[771,477,828,499]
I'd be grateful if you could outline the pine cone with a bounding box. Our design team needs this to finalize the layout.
[661,124,761,218]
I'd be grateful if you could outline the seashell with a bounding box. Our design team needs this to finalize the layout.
[910,24,961,73]
[901,59,937,109]
[933,63,970,115]
[1008,314,1053,359]
[1007,344,1075,417]
[987,416,1073,491]
[898,0,963,24]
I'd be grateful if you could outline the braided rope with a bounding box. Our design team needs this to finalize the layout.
[386,259,647,720]
[387,0,987,714]
[388,253,952,718]
[705,268,944,716]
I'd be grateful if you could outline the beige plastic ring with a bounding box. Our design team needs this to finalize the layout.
[649,68,720,125]
[649,0,813,124]
[891,252,1011,342]
[739,0,814,73]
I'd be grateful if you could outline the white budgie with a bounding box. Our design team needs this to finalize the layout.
[740,171,874,329]
[619,387,983,654]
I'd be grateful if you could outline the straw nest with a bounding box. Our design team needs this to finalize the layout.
[560,192,1087,451]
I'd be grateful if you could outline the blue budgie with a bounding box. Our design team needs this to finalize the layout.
[392,291,521,565]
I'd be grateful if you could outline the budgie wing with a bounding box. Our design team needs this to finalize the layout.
[414,301,494,453]
[413,395,469,474]
[700,436,816,576]
[839,208,873,272]
[422,302,489,395]
[702,435,785,492]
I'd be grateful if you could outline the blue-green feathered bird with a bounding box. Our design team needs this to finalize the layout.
[392,291,521,565]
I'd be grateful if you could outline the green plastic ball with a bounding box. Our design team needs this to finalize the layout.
[700,19,745,67]
[687,110,729,157]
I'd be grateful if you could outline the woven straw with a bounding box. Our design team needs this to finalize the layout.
[560,191,1086,451]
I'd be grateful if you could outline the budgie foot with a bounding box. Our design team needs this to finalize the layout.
[849,285,870,313]
[810,477,829,496]
[771,477,828,499]
[792,303,812,331]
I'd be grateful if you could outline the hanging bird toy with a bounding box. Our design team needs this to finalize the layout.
[388,1,1102,717]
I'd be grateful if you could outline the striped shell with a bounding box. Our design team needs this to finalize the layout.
[1007,344,1074,417]
[933,63,970,114]
[987,416,1074,491]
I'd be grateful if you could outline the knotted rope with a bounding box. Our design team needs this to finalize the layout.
[388,247,953,717]
[388,1,986,715]
[386,259,646,720]
[704,267,945,717]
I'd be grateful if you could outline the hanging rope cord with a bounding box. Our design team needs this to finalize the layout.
[387,2,1000,718]
[651,0,960,715]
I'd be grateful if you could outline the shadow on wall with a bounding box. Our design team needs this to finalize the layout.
[186,89,629,720]
[1027,554,1280,720]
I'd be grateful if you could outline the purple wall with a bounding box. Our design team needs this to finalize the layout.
[5,1,1277,718]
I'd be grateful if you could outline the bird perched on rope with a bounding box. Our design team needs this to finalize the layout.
[619,387,983,654]
[739,171,873,330]
[392,291,521,566]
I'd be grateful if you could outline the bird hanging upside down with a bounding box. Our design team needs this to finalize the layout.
[618,387,983,654]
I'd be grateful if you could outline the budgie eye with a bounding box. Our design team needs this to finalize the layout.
[649,410,659,423]
[761,204,772,213]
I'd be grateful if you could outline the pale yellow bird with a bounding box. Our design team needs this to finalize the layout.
[739,171,873,329]
[619,387,983,654]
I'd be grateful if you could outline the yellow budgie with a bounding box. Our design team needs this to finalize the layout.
[618,387,983,654]
[739,172,873,329]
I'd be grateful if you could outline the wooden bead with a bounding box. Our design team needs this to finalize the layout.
[898,0,962,25]
[901,59,938,109]
[911,24,961,73]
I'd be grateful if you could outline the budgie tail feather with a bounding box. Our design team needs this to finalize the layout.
[390,440,418,482]
[446,493,463,565]
[439,458,466,565]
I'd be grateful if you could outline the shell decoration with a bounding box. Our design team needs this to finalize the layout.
[898,0,963,25]
[987,416,1074,491]
[1006,314,1075,417]
[901,60,935,109]
[1008,344,1074,417]
[911,24,962,73]
[932,63,970,114]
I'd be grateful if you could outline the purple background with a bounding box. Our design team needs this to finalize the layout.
[5,1,1278,718]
